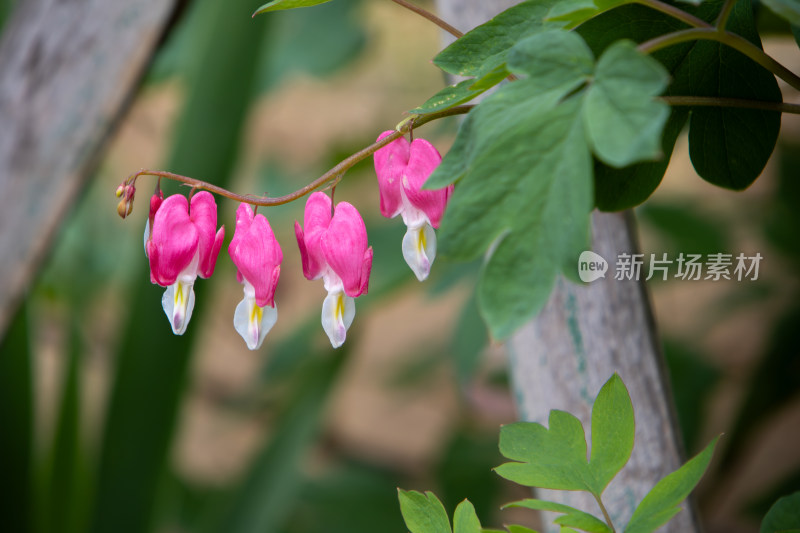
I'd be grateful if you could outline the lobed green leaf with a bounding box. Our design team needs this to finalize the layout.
[624,437,719,533]
[398,490,452,533]
[496,410,595,492]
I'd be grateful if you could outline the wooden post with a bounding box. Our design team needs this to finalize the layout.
[432,2,698,531]
[0,0,182,335]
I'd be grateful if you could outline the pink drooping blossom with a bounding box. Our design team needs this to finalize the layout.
[145,191,225,335]
[229,203,283,350]
[295,192,372,348]
[374,131,453,281]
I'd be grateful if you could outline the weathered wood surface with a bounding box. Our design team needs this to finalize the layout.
[0,0,181,335]
[432,1,697,531]
[507,211,697,532]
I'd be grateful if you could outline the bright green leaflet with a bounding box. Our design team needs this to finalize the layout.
[589,373,635,493]
[398,490,452,533]
[760,492,800,533]
[583,40,670,167]
[253,0,331,15]
[760,0,800,26]
[624,437,719,533]
[505,499,612,533]
[496,374,633,496]
[453,500,482,533]
[433,0,565,78]
[507,30,594,87]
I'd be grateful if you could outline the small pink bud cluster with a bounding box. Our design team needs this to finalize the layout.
[116,183,136,219]
[127,133,449,350]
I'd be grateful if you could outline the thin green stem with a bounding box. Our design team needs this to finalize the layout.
[633,0,712,28]
[389,0,463,38]
[662,95,800,113]
[714,0,738,30]
[638,28,800,91]
[120,106,473,215]
[593,494,617,533]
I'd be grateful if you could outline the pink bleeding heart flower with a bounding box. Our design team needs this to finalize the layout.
[374,131,453,281]
[295,192,373,348]
[145,191,225,335]
[228,203,282,350]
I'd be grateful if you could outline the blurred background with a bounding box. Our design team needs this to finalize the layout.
[0,1,797,533]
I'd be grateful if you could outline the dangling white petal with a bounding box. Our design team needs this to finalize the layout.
[233,291,278,351]
[321,290,355,348]
[402,223,437,281]
[162,279,196,335]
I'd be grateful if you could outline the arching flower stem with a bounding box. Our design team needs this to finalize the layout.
[118,105,474,217]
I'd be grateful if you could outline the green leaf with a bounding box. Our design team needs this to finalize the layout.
[425,111,475,189]
[508,527,541,533]
[433,68,592,337]
[469,63,512,91]
[433,0,563,77]
[253,0,332,16]
[398,490,452,533]
[761,0,800,26]
[410,80,490,115]
[454,500,482,533]
[496,410,595,492]
[505,499,612,533]
[589,374,635,493]
[583,40,670,167]
[507,30,595,88]
[593,108,688,210]
[676,0,782,190]
[625,437,719,533]
[546,0,631,28]
[579,0,780,196]
[761,492,800,533]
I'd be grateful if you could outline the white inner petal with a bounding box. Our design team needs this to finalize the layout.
[233,286,278,351]
[321,290,355,349]
[402,222,437,281]
[162,279,195,335]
